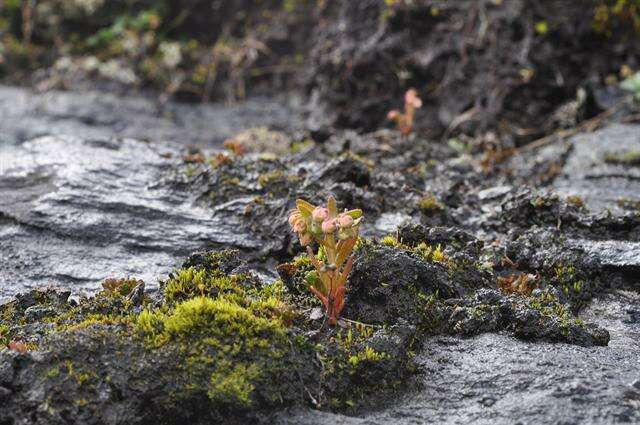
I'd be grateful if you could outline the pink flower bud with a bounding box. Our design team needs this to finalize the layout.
[312,207,329,223]
[405,89,422,108]
[387,110,400,120]
[321,219,336,234]
[337,214,354,229]
[288,211,301,227]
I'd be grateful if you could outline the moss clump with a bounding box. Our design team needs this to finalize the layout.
[163,250,249,303]
[136,295,288,407]
[163,267,235,303]
[418,195,444,215]
[380,235,400,247]
[548,263,597,310]
[1,249,421,420]
[566,195,585,209]
[348,346,387,369]
[414,243,449,265]
[0,323,9,346]
[101,278,142,297]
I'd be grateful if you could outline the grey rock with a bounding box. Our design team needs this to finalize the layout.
[553,124,640,214]
[0,85,299,147]
[477,185,513,200]
[0,386,12,399]
[0,360,14,384]
[125,282,145,307]
[0,136,282,300]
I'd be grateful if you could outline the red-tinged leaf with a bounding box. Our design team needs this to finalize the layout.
[340,255,355,284]
[333,286,346,316]
[309,286,329,309]
[8,340,28,353]
[335,237,357,268]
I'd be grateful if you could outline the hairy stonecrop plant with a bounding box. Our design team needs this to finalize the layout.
[387,88,423,136]
[288,196,363,325]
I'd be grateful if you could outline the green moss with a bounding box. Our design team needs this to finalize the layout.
[64,360,95,387]
[290,139,314,153]
[348,346,386,369]
[566,195,585,209]
[45,366,61,379]
[4,249,417,415]
[381,235,399,246]
[163,251,251,304]
[208,361,260,406]
[101,278,142,297]
[160,296,285,340]
[136,287,290,407]
[604,150,640,165]
[64,313,132,331]
[0,324,9,346]
[418,195,444,215]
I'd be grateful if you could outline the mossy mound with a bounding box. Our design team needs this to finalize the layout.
[0,249,414,424]
[278,228,609,347]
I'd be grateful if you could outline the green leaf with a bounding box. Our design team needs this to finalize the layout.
[296,199,316,217]
[305,270,319,288]
[344,209,363,219]
[327,196,337,216]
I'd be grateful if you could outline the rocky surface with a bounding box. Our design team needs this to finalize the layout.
[1,88,640,423]
[553,123,640,214]
[0,85,299,146]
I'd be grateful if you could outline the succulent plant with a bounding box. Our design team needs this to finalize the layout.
[288,196,363,325]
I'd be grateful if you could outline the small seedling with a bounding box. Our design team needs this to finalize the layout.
[223,138,248,156]
[497,273,539,296]
[8,340,29,353]
[288,196,363,325]
[387,88,423,136]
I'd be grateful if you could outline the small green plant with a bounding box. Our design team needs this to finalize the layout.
[387,88,423,136]
[605,150,640,165]
[288,196,363,325]
[620,71,640,98]
[418,195,444,214]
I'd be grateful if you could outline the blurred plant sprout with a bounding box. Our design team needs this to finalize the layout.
[387,88,423,136]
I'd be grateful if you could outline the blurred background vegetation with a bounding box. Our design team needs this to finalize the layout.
[0,0,322,101]
[1,0,639,138]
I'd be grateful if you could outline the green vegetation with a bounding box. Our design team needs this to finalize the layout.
[288,196,363,325]
[136,294,288,407]
[0,1,317,98]
[593,0,640,36]
[604,150,640,165]
[620,71,640,98]
[418,195,444,215]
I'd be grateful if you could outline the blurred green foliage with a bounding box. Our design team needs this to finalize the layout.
[593,0,640,35]
[0,0,317,99]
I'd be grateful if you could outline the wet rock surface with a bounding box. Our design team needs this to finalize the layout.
[1,90,640,423]
[553,124,640,214]
[0,85,299,146]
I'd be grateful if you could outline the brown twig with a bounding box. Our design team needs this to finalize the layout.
[513,102,624,155]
